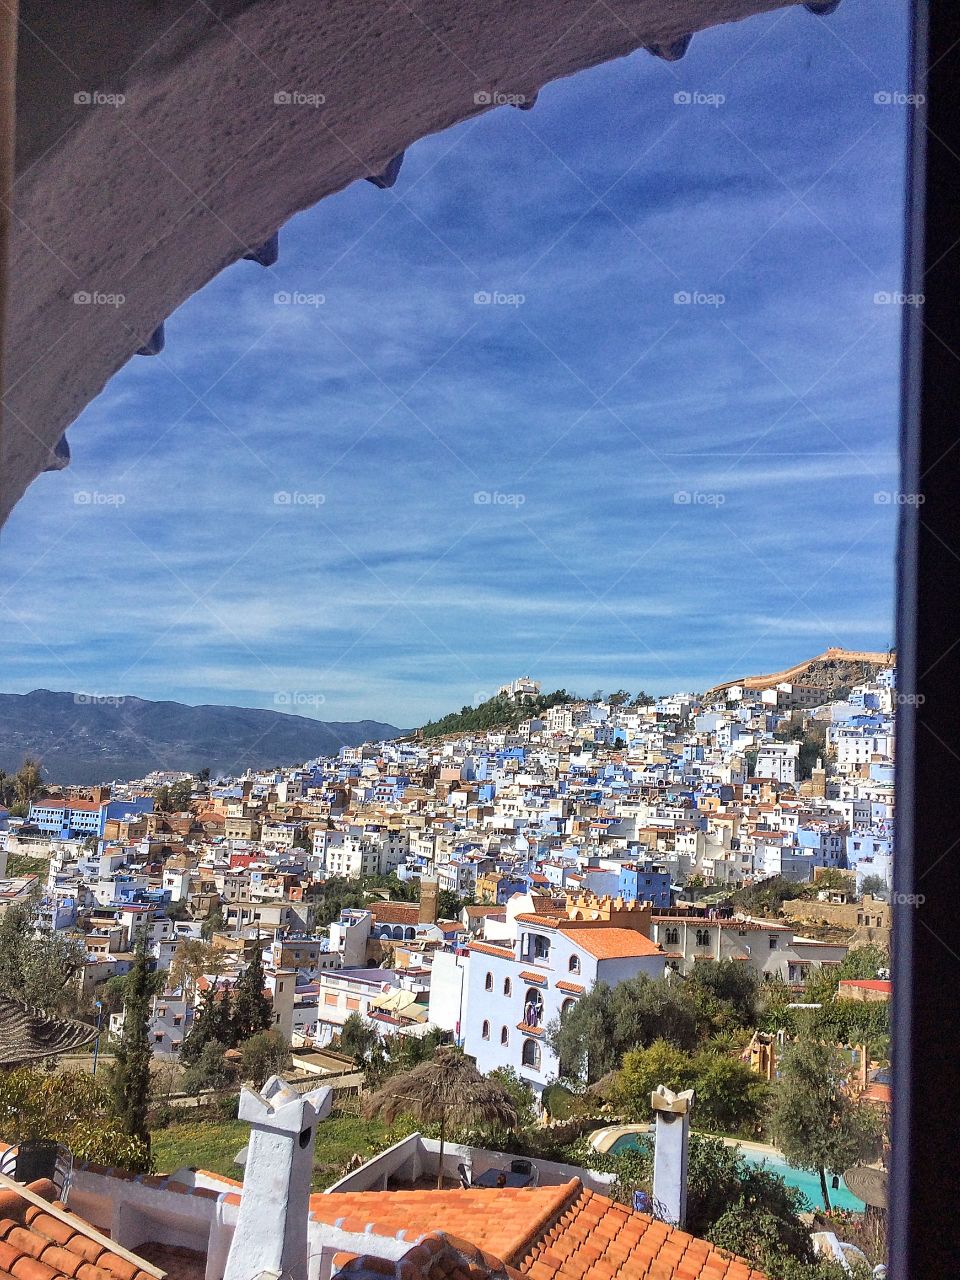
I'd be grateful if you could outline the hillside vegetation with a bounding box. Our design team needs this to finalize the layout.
[418,689,574,740]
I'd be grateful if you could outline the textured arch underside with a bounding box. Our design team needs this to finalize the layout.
[3,0,795,523]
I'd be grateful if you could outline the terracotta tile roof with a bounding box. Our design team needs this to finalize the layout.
[332,1231,515,1279]
[0,1179,161,1280]
[311,1183,575,1263]
[470,942,515,960]
[318,1180,767,1280]
[371,904,421,926]
[518,1184,768,1280]
[514,915,561,928]
[519,971,548,986]
[555,980,584,995]
[558,928,662,960]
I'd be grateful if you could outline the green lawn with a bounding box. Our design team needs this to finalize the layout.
[5,852,48,877]
[151,1110,406,1189]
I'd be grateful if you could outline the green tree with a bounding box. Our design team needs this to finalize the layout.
[169,938,225,1000]
[154,784,171,812]
[611,1041,767,1136]
[200,904,225,940]
[336,1011,381,1066]
[0,1067,150,1171]
[685,960,760,1032]
[13,757,45,813]
[231,945,273,1044]
[547,975,699,1083]
[168,778,194,812]
[437,888,468,919]
[858,874,888,899]
[239,1029,291,1087]
[769,1037,880,1210]
[108,931,153,1162]
[181,1039,235,1093]
[612,1040,693,1113]
[0,894,86,1012]
[180,980,233,1064]
[837,944,889,981]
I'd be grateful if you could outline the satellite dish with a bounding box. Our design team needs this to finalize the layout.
[843,1165,888,1209]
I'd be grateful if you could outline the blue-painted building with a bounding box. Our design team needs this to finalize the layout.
[617,863,672,909]
[28,795,153,840]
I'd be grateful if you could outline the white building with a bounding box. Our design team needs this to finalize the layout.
[430,893,665,1095]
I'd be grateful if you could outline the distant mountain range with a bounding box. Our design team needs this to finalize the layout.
[0,690,400,784]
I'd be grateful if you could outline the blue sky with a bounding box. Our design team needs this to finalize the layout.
[1,0,909,729]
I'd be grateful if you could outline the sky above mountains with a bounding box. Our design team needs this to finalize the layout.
[1,0,908,729]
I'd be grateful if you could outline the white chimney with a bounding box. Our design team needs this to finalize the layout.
[651,1085,695,1228]
[224,1076,332,1280]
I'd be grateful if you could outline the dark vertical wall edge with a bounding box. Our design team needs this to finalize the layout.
[891,1,960,1275]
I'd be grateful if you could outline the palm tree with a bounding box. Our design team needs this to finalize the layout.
[363,1046,519,1187]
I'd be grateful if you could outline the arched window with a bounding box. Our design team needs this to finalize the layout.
[523,988,544,1026]
[696,928,709,947]
[568,954,581,974]
[481,1019,490,1040]
[503,977,512,996]
[521,1038,541,1069]
[561,997,577,1016]
[665,927,679,946]
[484,971,493,991]
[500,1026,509,1045]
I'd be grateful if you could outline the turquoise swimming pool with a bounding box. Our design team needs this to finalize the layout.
[606,1133,866,1212]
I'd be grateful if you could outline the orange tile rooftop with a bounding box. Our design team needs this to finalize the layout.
[0,1180,160,1280]
[313,1178,769,1280]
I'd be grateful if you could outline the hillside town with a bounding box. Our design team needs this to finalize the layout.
[0,658,895,1280]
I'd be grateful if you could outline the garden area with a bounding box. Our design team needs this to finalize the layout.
[150,1104,407,1189]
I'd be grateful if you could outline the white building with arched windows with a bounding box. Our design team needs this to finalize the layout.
[429,892,666,1095]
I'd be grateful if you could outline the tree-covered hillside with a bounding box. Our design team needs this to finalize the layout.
[418,689,574,740]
